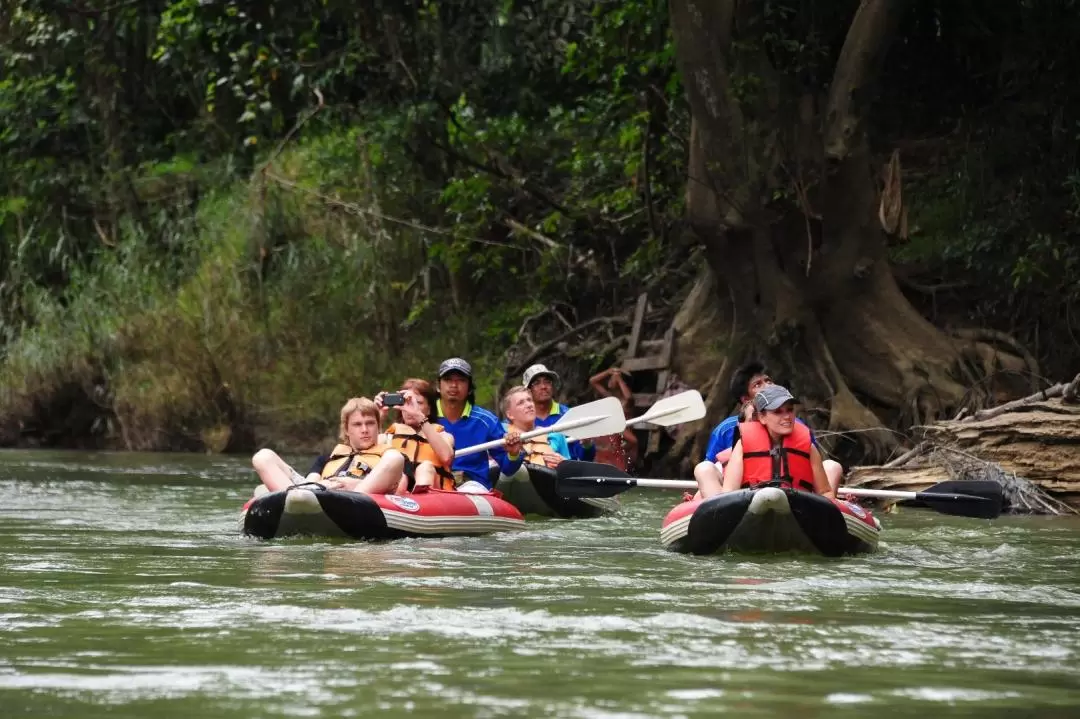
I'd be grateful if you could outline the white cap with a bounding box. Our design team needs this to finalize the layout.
[522,363,559,388]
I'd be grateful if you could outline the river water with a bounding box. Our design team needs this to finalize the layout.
[1,449,1078,718]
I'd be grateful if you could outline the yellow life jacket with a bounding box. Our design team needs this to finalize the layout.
[320,443,393,480]
[522,434,555,466]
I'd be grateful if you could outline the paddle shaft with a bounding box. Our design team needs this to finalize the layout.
[557,476,987,501]
[626,404,683,426]
[841,487,964,501]
[454,414,607,458]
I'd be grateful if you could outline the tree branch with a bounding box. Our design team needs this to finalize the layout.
[511,316,632,375]
[261,170,451,237]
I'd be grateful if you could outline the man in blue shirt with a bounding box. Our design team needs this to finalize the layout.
[523,363,596,461]
[695,361,843,493]
[435,357,523,492]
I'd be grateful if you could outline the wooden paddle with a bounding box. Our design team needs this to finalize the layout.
[453,396,627,458]
[553,461,1004,519]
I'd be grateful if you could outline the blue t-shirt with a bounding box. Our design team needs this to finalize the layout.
[534,401,596,461]
[437,401,523,489]
[703,415,818,463]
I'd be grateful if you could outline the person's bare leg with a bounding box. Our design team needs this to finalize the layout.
[252,449,300,493]
[823,459,844,494]
[694,460,724,499]
[413,462,436,489]
[354,451,406,494]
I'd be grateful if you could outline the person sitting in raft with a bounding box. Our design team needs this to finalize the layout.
[375,379,456,492]
[694,360,843,494]
[500,385,571,472]
[251,397,405,494]
[696,385,835,500]
[523,363,596,462]
[588,366,639,472]
[435,357,524,493]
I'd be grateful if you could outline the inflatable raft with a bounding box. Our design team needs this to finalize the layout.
[241,484,525,540]
[495,464,620,519]
[661,486,880,556]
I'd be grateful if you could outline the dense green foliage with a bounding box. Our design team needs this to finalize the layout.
[0,0,688,448]
[1,0,1078,449]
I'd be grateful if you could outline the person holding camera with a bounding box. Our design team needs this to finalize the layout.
[375,379,456,491]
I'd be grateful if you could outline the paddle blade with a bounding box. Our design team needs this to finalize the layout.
[557,460,632,481]
[556,477,634,499]
[555,461,635,498]
[629,390,707,428]
[916,480,1004,520]
[554,396,626,441]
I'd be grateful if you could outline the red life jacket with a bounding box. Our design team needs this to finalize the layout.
[738,421,816,493]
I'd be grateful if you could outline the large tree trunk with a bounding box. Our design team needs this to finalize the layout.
[667,0,1027,468]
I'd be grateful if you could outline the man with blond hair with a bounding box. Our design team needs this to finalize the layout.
[252,397,405,495]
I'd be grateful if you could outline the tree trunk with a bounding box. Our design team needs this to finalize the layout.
[667,0,1026,467]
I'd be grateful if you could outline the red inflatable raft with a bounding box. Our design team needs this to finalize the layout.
[661,486,880,556]
[241,484,525,540]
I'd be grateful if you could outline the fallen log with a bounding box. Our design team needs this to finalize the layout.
[845,387,1080,515]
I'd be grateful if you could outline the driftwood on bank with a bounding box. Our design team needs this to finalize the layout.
[846,374,1080,514]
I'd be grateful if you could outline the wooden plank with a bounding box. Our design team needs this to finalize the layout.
[655,369,670,394]
[658,326,675,366]
[625,293,648,358]
[639,339,666,352]
[622,355,670,373]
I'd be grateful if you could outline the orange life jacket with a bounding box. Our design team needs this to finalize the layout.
[321,443,393,480]
[738,421,815,493]
[384,423,455,491]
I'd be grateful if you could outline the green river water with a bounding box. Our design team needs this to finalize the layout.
[1,449,1078,718]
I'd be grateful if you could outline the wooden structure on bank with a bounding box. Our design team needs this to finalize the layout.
[621,292,676,454]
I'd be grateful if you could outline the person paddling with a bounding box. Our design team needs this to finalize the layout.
[376,379,456,491]
[501,385,571,469]
[697,385,835,500]
[251,397,405,495]
[435,358,524,493]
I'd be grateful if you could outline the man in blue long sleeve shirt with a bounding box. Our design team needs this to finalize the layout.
[524,363,596,461]
[695,361,843,493]
[435,358,523,492]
